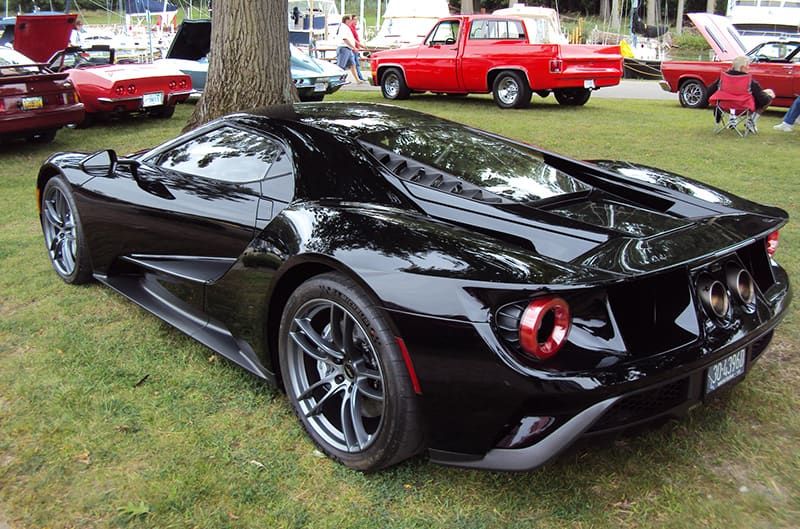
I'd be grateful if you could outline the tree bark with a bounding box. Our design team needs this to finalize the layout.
[185,0,298,132]
[676,0,685,34]
[461,0,474,14]
[600,0,610,25]
[707,0,716,13]
[647,0,657,26]
[611,0,622,31]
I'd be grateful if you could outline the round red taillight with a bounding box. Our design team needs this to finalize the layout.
[169,80,177,89]
[518,297,570,360]
[127,84,136,94]
[115,85,125,95]
[766,231,779,256]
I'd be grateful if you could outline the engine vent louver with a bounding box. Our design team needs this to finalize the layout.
[361,141,509,205]
[495,302,526,352]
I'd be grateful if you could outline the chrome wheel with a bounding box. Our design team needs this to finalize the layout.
[679,80,708,109]
[42,185,79,278]
[496,77,520,106]
[380,68,410,100]
[285,298,386,453]
[384,73,401,99]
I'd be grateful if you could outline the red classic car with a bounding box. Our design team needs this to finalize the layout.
[659,13,800,108]
[371,14,623,109]
[49,47,192,124]
[0,46,84,143]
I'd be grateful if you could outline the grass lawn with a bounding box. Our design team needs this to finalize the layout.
[0,91,798,529]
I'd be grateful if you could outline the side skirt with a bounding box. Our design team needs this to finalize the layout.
[97,272,277,385]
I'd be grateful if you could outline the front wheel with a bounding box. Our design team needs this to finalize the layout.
[554,87,591,106]
[678,79,709,109]
[380,68,410,100]
[492,71,531,109]
[279,272,423,471]
[40,177,93,284]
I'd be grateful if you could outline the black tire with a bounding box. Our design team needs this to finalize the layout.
[75,113,95,129]
[278,272,423,471]
[678,79,709,109]
[299,93,325,102]
[380,68,410,100]
[40,177,93,284]
[492,71,531,109]
[554,87,591,106]
[149,104,176,119]
[28,129,57,143]
[535,90,551,98]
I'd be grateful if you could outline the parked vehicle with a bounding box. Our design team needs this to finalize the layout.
[37,103,790,471]
[0,46,83,143]
[48,45,192,124]
[659,13,800,109]
[370,14,624,108]
[157,19,348,101]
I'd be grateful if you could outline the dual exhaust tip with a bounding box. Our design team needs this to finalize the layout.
[697,265,756,319]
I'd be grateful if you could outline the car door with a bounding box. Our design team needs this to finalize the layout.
[77,124,286,282]
[405,19,462,92]
[749,41,799,100]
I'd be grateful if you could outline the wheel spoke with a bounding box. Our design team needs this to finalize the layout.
[340,387,369,450]
[356,376,383,401]
[304,380,345,418]
[291,317,345,362]
[43,199,63,228]
[296,372,337,401]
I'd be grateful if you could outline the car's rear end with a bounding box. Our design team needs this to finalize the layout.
[0,56,84,142]
[70,63,191,116]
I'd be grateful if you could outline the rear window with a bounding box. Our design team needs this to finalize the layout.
[360,125,590,203]
[0,47,38,74]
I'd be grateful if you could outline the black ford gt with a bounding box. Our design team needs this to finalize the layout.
[37,103,791,472]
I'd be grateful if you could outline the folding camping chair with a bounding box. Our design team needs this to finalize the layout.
[708,72,758,137]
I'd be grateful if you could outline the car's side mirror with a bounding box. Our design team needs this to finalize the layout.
[81,149,118,174]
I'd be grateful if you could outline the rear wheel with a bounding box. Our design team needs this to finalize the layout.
[40,177,92,284]
[492,71,531,109]
[380,68,410,100]
[554,87,591,106]
[28,129,57,143]
[148,104,176,119]
[279,272,423,471]
[678,79,709,109]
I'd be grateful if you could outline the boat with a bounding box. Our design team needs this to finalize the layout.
[588,0,671,80]
[288,0,341,51]
[726,0,800,49]
[365,0,449,50]
[492,4,568,44]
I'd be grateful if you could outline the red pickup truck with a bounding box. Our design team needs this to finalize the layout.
[370,15,623,109]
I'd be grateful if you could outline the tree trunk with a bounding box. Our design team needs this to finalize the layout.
[676,0,685,34]
[707,0,715,13]
[461,0,474,14]
[647,0,657,26]
[611,0,622,31]
[185,0,298,132]
[600,0,610,24]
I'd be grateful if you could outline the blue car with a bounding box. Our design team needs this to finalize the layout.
[157,19,348,101]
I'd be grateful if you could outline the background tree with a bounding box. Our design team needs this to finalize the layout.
[184,0,298,131]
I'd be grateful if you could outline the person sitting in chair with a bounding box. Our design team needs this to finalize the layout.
[708,56,775,123]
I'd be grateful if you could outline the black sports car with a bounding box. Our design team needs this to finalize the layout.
[37,103,791,472]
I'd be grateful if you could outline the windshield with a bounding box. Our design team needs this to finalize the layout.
[0,47,39,74]
[360,125,591,203]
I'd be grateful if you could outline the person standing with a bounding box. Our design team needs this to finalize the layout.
[335,15,360,83]
[348,15,367,83]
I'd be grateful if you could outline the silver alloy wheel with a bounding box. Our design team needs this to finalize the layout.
[42,185,78,278]
[680,81,705,108]
[285,299,386,453]
[384,73,400,99]
[496,76,520,106]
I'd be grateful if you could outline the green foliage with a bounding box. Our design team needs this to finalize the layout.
[0,95,798,528]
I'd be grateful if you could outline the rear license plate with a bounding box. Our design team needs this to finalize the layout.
[314,82,328,92]
[705,349,746,394]
[584,79,596,89]
[142,91,164,107]
[22,96,43,110]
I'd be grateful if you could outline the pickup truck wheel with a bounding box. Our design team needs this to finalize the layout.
[678,79,709,109]
[492,71,531,109]
[554,88,591,106]
[381,68,410,100]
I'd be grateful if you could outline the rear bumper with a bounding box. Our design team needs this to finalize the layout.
[94,90,192,110]
[0,104,84,136]
[429,327,776,471]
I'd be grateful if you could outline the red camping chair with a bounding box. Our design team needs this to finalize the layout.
[708,72,757,136]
